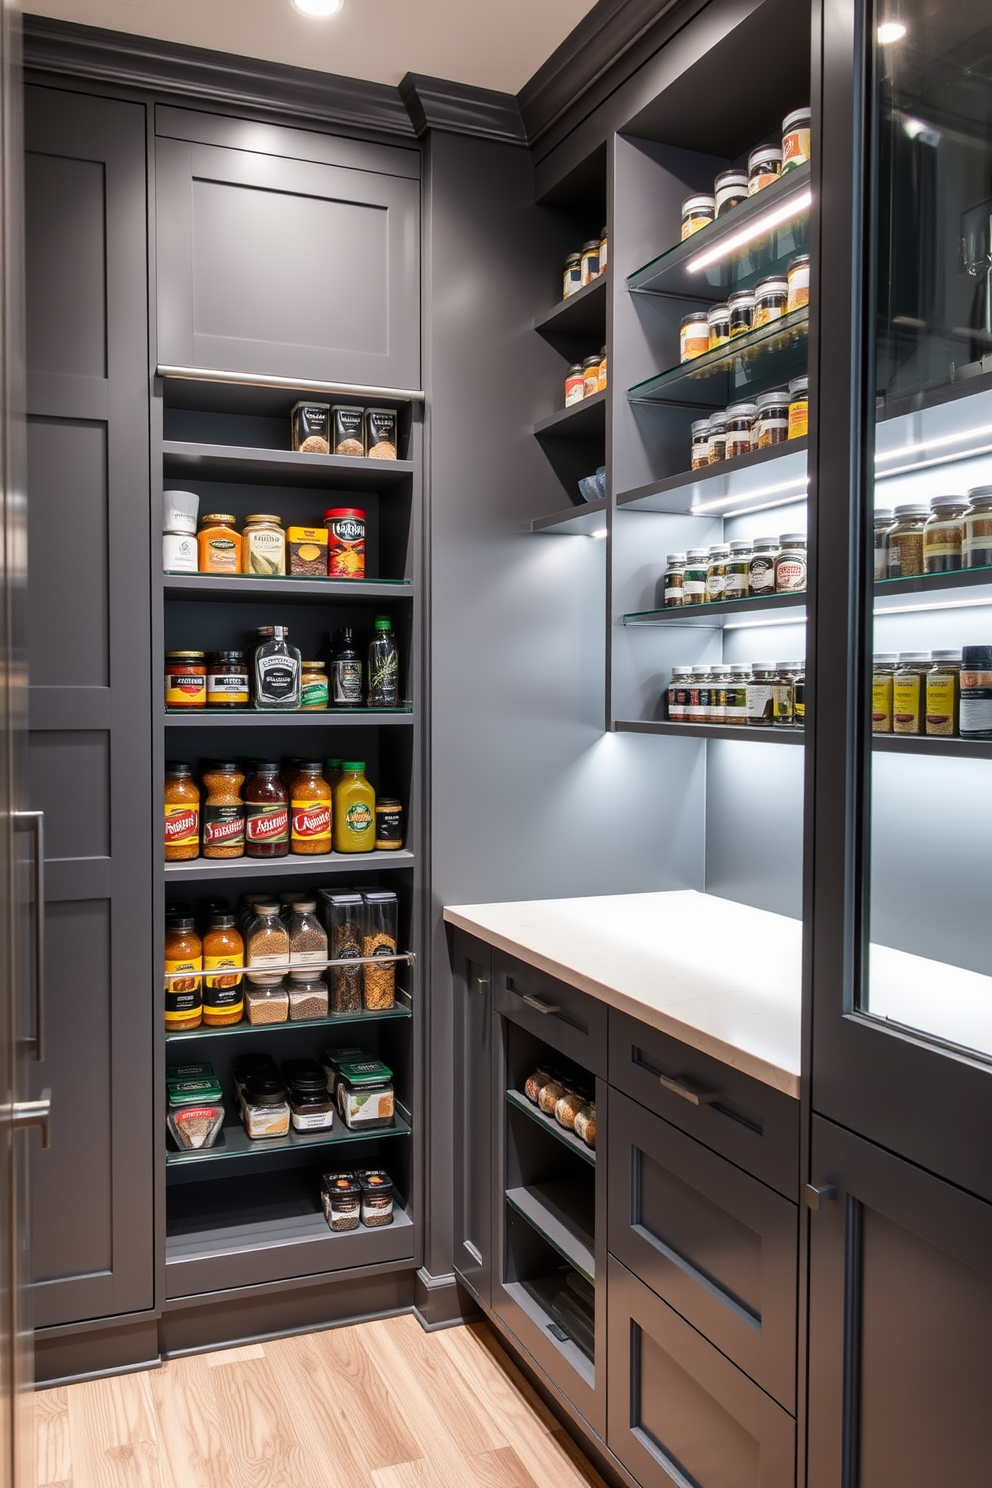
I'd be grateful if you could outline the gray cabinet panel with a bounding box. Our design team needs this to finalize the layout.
[608,1090,797,1411]
[451,930,494,1307]
[494,952,609,1077]
[25,86,153,1329]
[608,1258,795,1488]
[156,135,420,389]
[155,105,420,180]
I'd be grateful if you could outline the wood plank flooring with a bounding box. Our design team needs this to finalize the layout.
[36,1316,610,1488]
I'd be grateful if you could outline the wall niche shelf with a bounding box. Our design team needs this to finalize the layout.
[535,276,607,341]
[617,438,808,515]
[531,498,607,535]
[163,440,415,490]
[534,391,607,441]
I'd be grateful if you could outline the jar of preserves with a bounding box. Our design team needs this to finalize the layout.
[580,239,600,284]
[681,193,715,239]
[926,651,962,737]
[598,228,608,273]
[202,912,244,1028]
[242,514,286,577]
[582,355,602,396]
[201,762,245,859]
[893,652,931,734]
[164,913,202,1032]
[164,762,200,861]
[748,143,783,194]
[962,487,992,569]
[197,513,240,574]
[663,553,686,607]
[873,509,894,582]
[682,548,709,606]
[788,376,808,438]
[787,254,810,313]
[565,363,585,405]
[165,651,206,710]
[705,545,730,602]
[753,277,789,329]
[960,646,992,738]
[775,534,807,592]
[886,504,928,578]
[748,538,780,596]
[375,798,404,850]
[707,303,730,350]
[206,651,249,709]
[724,402,756,460]
[714,169,748,216]
[290,762,332,856]
[680,312,710,362]
[244,762,289,858]
[563,253,582,298]
[747,665,777,726]
[724,542,751,599]
[300,660,329,711]
[728,289,755,338]
[690,421,710,469]
[667,666,692,723]
[782,107,812,173]
[753,390,790,447]
[923,496,968,574]
[871,653,898,732]
[707,416,727,464]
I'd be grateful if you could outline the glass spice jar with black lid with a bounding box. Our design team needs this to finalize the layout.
[206,651,249,709]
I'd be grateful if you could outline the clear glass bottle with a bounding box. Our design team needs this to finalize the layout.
[886,505,929,578]
[252,625,301,710]
[367,616,399,707]
[771,662,797,727]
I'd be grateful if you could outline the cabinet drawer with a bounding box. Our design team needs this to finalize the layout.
[609,1010,799,1198]
[608,1258,795,1488]
[609,1091,797,1410]
[495,952,608,1077]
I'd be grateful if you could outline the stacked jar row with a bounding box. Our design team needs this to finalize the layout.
[666,661,805,727]
[663,534,805,607]
[679,107,811,239]
[875,487,992,579]
[679,259,808,363]
[689,380,807,468]
[872,648,992,739]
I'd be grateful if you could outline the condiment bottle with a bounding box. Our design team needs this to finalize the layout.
[753,277,788,328]
[692,667,713,724]
[165,651,206,710]
[728,289,755,338]
[580,239,600,284]
[886,504,929,578]
[206,651,249,709]
[562,253,582,298]
[782,107,812,173]
[748,143,782,194]
[960,646,992,738]
[242,514,286,576]
[892,652,931,734]
[164,763,200,861]
[707,416,727,464]
[252,625,301,709]
[368,616,400,707]
[871,653,898,733]
[705,545,730,602]
[786,254,810,313]
[290,762,332,856]
[597,347,608,391]
[300,660,329,711]
[793,668,806,727]
[926,651,962,737]
[724,542,751,599]
[962,487,992,570]
[683,548,709,606]
[244,762,289,858]
[873,510,894,582]
[565,363,585,406]
[667,666,692,723]
[582,355,602,397]
[201,762,245,859]
[164,913,202,1032]
[747,665,777,726]
[329,627,363,708]
[202,913,244,1027]
[663,553,686,608]
[333,762,376,854]
[923,497,967,574]
[197,513,241,574]
[754,391,789,447]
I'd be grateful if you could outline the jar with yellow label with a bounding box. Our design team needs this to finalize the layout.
[923,496,967,573]
[300,661,329,711]
[871,654,898,733]
[788,376,808,439]
[582,355,601,397]
[597,346,608,391]
[893,652,931,734]
[680,312,710,362]
[165,651,206,710]
[242,514,286,577]
[164,913,202,1032]
[707,303,730,349]
[728,290,755,338]
[206,651,249,709]
[164,762,200,861]
[782,107,812,174]
[787,254,810,313]
[681,194,715,239]
[202,913,244,1027]
[926,651,962,737]
[753,277,788,329]
[197,514,241,574]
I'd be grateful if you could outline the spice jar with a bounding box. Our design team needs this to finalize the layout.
[242,1077,290,1139]
[962,487,992,569]
[960,646,992,738]
[246,901,290,971]
[705,545,730,602]
[197,514,241,574]
[597,346,608,392]
[564,363,585,406]
[331,406,365,458]
[323,1172,361,1231]
[242,514,286,577]
[923,496,967,573]
[290,761,332,855]
[724,542,751,599]
[748,538,780,596]
[714,169,748,216]
[165,651,206,710]
[793,668,806,727]
[322,890,364,1013]
[682,548,709,606]
[288,900,328,967]
[244,975,289,1025]
[202,912,244,1027]
[748,143,783,194]
[359,1171,395,1227]
[563,253,582,298]
[926,651,962,737]
[363,889,398,1011]
[775,534,807,592]
[206,651,249,709]
[747,665,777,725]
[244,762,289,857]
[164,763,200,861]
[599,227,608,273]
[580,240,600,284]
[164,913,202,1032]
[754,390,790,447]
[582,355,602,396]
[787,254,810,313]
[202,762,245,859]
[666,666,692,723]
[288,971,329,1023]
[284,1063,334,1129]
[724,402,756,460]
[707,416,727,465]
[324,508,366,580]
[726,663,751,725]
[786,376,808,439]
[753,277,788,329]
[681,194,715,239]
[728,289,755,338]
[337,1060,395,1130]
[301,661,329,711]
[680,312,710,362]
[771,662,797,727]
[664,553,686,607]
[690,423,710,469]
[291,402,331,453]
[871,654,898,733]
[574,1104,596,1148]
[689,666,711,724]
[709,665,731,723]
[707,303,730,350]
[886,504,928,578]
[873,509,894,582]
[782,107,812,173]
[375,798,404,850]
[892,652,931,734]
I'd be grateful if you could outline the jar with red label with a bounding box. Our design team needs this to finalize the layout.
[164,762,200,862]
[324,508,365,580]
[290,762,332,856]
[165,651,206,710]
[564,363,585,405]
[201,762,245,860]
[775,534,807,592]
[244,762,289,858]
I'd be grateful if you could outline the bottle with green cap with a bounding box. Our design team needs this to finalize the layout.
[333,762,376,854]
[367,615,399,708]
[323,758,342,791]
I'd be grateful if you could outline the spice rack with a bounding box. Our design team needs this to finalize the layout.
[154,369,424,1299]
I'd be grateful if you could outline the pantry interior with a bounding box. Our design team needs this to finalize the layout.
[11,0,992,1484]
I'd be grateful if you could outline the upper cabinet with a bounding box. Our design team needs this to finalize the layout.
[155,108,422,391]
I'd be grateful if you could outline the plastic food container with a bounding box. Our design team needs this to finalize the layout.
[363,890,398,1011]
[337,1060,395,1129]
[359,1170,395,1226]
[321,889,365,1013]
[322,1172,361,1231]
[322,1044,371,1098]
[167,1074,225,1151]
[241,1076,290,1139]
[244,975,289,1025]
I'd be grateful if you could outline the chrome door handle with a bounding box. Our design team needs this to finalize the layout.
[805,1183,837,1210]
[14,810,44,1062]
[658,1073,719,1106]
[8,1090,52,1149]
[475,977,490,995]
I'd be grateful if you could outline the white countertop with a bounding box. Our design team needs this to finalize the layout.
[444,890,803,1097]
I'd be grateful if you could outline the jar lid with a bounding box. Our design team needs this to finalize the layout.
[564,253,581,266]
[245,974,285,990]
[166,650,205,660]
[776,660,804,669]
[728,289,756,305]
[783,106,812,129]
[749,143,783,167]
[729,540,753,552]
[243,1076,288,1106]
[707,544,730,556]
[726,401,757,417]
[323,1171,361,1196]
[715,169,748,188]
[282,1059,326,1085]
[789,375,809,393]
[686,547,710,560]
[233,1054,278,1079]
[789,253,811,269]
[707,303,729,319]
[730,662,752,673]
[690,420,710,435]
[755,390,790,409]
[201,513,236,525]
[207,650,246,662]
[600,227,608,238]
[600,346,607,357]
[324,507,366,520]
[897,652,931,662]
[963,646,992,666]
[752,537,780,548]
[245,514,282,525]
[755,276,789,294]
[251,761,281,773]
[681,311,710,326]
[290,900,318,912]
[671,666,693,676]
[666,553,687,564]
[779,533,806,544]
[208,913,237,929]
[929,495,968,509]
[682,194,715,212]
[338,1059,393,1085]
[205,760,241,773]
[252,902,281,915]
[873,653,898,663]
[706,417,726,431]
[752,663,776,673]
[893,504,928,516]
[165,914,196,931]
[581,239,600,252]
[165,760,193,775]
[376,797,402,807]
[565,363,584,375]
[930,650,962,661]
[358,1170,394,1195]
[874,510,894,522]
[582,355,602,367]
[301,660,326,670]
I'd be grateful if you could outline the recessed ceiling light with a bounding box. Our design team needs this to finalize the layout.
[877,21,907,43]
[294,0,344,15]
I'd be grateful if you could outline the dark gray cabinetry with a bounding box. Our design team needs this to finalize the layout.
[24,85,153,1327]
[495,952,609,1076]
[155,108,421,390]
[806,1115,992,1488]
[451,929,494,1307]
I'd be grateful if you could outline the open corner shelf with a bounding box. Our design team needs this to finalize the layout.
[616,720,804,744]
[531,498,607,535]
[506,1089,595,1165]
[163,848,415,882]
[616,437,808,515]
[627,308,808,409]
[163,440,414,490]
[535,275,607,341]
[534,391,607,442]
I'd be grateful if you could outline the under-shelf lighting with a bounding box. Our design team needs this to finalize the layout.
[874,596,992,616]
[723,614,807,629]
[875,420,992,477]
[685,191,812,275]
[877,20,907,43]
[690,477,809,514]
[591,527,608,539]
[293,0,344,13]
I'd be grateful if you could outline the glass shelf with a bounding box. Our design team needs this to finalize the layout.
[627,308,808,409]
[617,438,808,516]
[627,164,811,301]
[505,1089,595,1166]
[165,999,413,1043]
[166,1104,412,1166]
[624,592,806,627]
[616,720,804,744]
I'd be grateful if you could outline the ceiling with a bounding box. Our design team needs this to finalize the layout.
[25,0,600,95]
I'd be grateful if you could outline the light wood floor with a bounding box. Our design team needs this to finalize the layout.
[35,1315,609,1488]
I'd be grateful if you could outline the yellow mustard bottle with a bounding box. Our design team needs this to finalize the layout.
[333,761,376,854]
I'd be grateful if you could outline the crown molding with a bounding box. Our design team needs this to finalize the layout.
[399,72,525,145]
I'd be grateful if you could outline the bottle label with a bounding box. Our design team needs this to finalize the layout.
[331,661,363,704]
[165,957,202,1021]
[165,670,206,707]
[959,676,992,735]
[163,533,197,573]
[872,676,893,732]
[747,683,774,723]
[705,574,726,600]
[245,531,285,577]
[749,558,776,592]
[775,557,806,591]
[292,1108,334,1131]
[245,803,289,845]
[255,654,299,704]
[683,578,706,599]
[343,801,374,840]
[892,675,922,732]
[788,403,808,439]
[375,808,403,845]
[301,678,329,708]
[206,671,249,702]
[203,804,245,851]
[772,683,794,723]
[164,803,199,849]
[203,955,244,1011]
[925,677,956,736]
[292,799,332,842]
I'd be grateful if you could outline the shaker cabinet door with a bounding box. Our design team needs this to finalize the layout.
[451,930,494,1307]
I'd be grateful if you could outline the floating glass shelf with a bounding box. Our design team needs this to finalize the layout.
[166,1105,412,1166]
[627,309,808,409]
[623,592,806,628]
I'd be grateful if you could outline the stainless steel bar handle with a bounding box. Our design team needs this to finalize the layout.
[805,1183,837,1211]
[475,977,490,996]
[8,1090,52,1149]
[15,810,44,1063]
[658,1072,719,1106]
[520,993,561,1016]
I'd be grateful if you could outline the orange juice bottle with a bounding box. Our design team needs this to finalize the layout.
[333,762,375,854]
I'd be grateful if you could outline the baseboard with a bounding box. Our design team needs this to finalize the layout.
[413,1267,483,1331]
[35,1315,161,1388]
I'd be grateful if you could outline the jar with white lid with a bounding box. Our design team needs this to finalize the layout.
[725,402,757,460]
[753,277,789,329]
[680,312,711,362]
[893,652,931,734]
[728,289,755,338]
[726,663,751,725]
[663,554,687,608]
[748,144,783,194]
[923,495,968,574]
[705,545,731,603]
[787,254,810,312]
[689,666,711,723]
[873,510,894,582]
[886,504,928,578]
[782,107,812,173]
[963,486,992,569]
[724,541,752,599]
[747,665,777,726]
[163,530,198,574]
[666,666,693,722]
[714,170,748,217]
[707,417,727,465]
[707,303,730,350]
[709,665,732,723]
[872,653,898,733]
[681,194,715,240]
[775,534,807,592]
[749,537,780,595]
[683,548,709,606]
[754,390,789,448]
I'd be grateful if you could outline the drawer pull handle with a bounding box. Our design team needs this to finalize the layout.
[475,977,490,996]
[658,1073,719,1106]
[520,992,560,1016]
[805,1183,837,1210]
